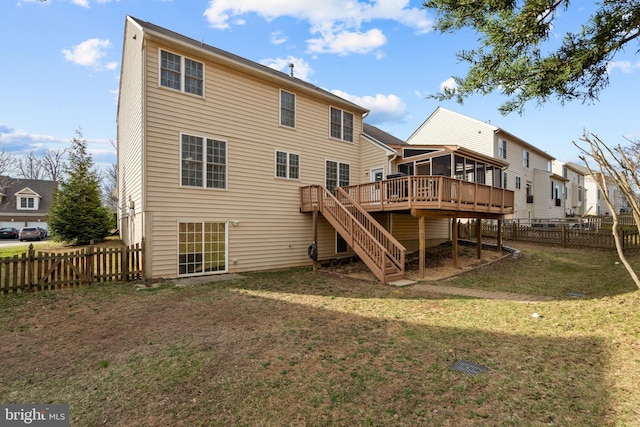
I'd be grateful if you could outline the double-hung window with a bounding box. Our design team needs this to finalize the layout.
[19,197,36,210]
[523,150,530,168]
[275,151,300,179]
[498,139,507,159]
[160,50,204,96]
[330,107,354,142]
[280,90,296,128]
[326,160,350,193]
[181,134,226,189]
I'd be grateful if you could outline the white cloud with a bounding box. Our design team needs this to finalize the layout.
[203,0,432,56]
[331,90,406,124]
[439,77,457,92]
[308,28,386,55]
[71,0,90,8]
[608,60,640,74]
[270,30,287,45]
[260,56,313,81]
[62,38,116,70]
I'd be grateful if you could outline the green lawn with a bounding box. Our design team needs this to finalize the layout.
[0,243,639,426]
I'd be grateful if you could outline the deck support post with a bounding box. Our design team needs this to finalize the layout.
[497,219,503,252]
[312,210,318,272]
[452,217,458,268]
[476,219,482,259]
[419,216,425,279]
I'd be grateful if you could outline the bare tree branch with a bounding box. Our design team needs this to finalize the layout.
[574,132,640,290]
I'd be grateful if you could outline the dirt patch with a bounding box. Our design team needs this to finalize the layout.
[327,241,508,282]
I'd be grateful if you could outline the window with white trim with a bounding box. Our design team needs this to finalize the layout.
[336,232,348,253]
[498,139,507,159]
[160,50,204,96]
[330,107,353,142]
[181,134,226,189]
[275,151,300,179]
[178,221,227,275]
[515,176,521,189]
[523,150,530,168]
[18,196,37,210]
[326,160,350,193]
[280,90,295,128]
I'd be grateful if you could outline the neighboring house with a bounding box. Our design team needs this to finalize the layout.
[0,176,57,230]
[406,107,562,222]
[552,161,587,216]
[117,17,514,283]
[576,166,632,216]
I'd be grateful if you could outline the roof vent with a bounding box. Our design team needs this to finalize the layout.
[289,63,294,78]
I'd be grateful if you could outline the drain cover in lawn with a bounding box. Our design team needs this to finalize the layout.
[450,360,488,376]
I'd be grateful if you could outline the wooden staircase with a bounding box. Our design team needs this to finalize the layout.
[300,185,405,284]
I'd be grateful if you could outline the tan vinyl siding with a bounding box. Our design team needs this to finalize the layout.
[388,214,449,252]
[408,108,496,157]
[117,20,145,246]
[139,39,365,278]
[359,138,391,183]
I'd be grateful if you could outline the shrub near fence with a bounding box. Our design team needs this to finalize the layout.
[0,241,144,294]
[479,223,640,250]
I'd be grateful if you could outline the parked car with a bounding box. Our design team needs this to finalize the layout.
[36,227,48,239]
[0,227,19,239]
[19,227,42,241]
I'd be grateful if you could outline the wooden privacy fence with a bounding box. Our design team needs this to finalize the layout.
[1,242,144,294]
[472,222,640,250]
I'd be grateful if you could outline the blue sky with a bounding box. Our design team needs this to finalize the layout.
[1,0,639,173]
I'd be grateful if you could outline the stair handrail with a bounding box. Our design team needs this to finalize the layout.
[336,187,406,273]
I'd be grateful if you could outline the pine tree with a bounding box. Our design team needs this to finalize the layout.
[48,130,112,245]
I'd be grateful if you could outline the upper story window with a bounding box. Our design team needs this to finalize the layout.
[330,107,353,142]
[515,176,521,189]
[497,139,507,159]
[280,90,296,128]
[18,196,37,210]
[181,134,226,189]
[523,150,530,168]
[275,151,300,179]
[160,50,204,96]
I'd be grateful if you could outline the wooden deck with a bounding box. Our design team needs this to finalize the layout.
[338,175,514,218]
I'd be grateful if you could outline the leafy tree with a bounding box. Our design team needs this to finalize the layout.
[48,130,111,245]
[424,0,640,114]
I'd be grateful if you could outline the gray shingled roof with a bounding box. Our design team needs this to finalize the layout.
[0,177,58,215]
[363,123,407,146]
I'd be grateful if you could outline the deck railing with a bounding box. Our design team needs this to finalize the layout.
[342,175,514,214]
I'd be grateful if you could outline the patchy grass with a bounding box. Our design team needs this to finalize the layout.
[0,244,639,426]
[0,236,125,258]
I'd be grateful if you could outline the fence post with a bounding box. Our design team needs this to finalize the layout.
[87,240,95,285]
[27,244,35,292]
[122,244,130,282]
[561,224,566,247]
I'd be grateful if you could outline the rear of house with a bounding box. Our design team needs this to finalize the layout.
[118,16,380,279]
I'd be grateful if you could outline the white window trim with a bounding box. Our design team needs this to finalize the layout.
[158,48,205,97]
[279,89,296,129]
[274,150,300,180]
[325,159,351,192]
[177,220,229,277]
[17,196,38,210]
[329,106,354,143]
[179,132,228,190]
[497,139,507,159]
